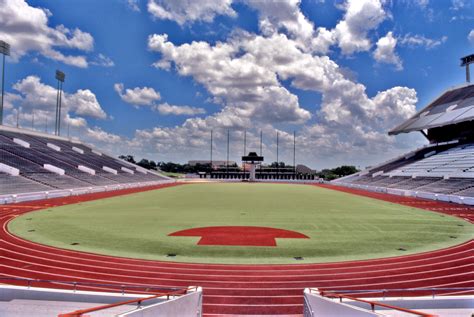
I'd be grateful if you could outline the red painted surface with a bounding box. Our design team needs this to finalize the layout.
[0,182,472,316]
[316,183,474,223]
[169,226,309,246]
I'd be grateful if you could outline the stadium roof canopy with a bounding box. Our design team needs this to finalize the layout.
[389,84,474,135]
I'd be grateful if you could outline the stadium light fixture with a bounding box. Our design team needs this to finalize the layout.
[461,54,474,83]
[0,40,10,126]
[243,130,246,178]
[16,107,20,128]
[243,130,247,155]
[227,129,230,178]
[210,129,213,175]
[293,131,296,177]
[259,130,263,177]
[55,70,65,136]
[276,131,279,178]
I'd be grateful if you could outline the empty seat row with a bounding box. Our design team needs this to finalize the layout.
[0,130,168,195]
[337,142,474,197]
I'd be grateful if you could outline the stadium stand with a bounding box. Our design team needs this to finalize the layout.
[334,83,474,203]
[0,125,171,198]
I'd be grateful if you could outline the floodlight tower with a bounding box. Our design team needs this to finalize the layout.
[55,70,65,135]
[0,40,10,125]
[293,131,296,178]
[227,129,230,178]
[461,54,474,83]
[210,129,213,177]
[276,131,279,179]
[242,130,246,178]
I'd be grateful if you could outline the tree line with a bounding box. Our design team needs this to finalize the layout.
[119,155,212,173]
[118,154,359,179]
[316,165,359,180]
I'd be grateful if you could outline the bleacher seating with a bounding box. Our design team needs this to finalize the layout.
[389,144,474,178]
[0,127,169,196]
[0,171,52,194]
[334,142,474,198]
[334,84,474,202]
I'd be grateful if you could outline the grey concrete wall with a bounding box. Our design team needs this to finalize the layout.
[349,296,474,311]
[120,289,202,317]
[304,291,382,317]
[0,285,162,305]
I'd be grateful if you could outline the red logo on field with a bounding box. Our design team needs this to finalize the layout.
[168,226,309,246]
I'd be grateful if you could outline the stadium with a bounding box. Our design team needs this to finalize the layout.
[1,78,474,315]
[1,1,474,317]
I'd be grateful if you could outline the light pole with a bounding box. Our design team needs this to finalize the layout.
[243,129,246,179]
[461,54,474,83]
[0,40,10,125]
[210,129,213,178]
[55,70,65,136]
[276,131,279,179]
[293,131,296,178]
[227,129,230,179]
[259,130,263,177]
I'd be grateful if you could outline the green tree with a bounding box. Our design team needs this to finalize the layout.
[317,165,359,180]
[332,165,358,177]
[118,155,136,164]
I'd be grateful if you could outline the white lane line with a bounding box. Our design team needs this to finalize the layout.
[1,232,471,274]
[1,271,472,293]
[0,259,472,287]
[0,246,471,279]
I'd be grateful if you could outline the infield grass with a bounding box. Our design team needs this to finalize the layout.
[8,183,474,264]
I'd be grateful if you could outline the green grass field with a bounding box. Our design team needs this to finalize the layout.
[160,171,186,178]
[8,183,474,264]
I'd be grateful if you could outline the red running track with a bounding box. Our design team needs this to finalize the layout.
[0,182,472,316]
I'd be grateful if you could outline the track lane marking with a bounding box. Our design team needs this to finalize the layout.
[0,258,472,286]
[0,247,471,279]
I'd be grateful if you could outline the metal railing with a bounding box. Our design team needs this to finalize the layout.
[0,179,175,204]
[320,291,437,317]
[308,287,474,317]
[0,276,197,317]
[319,287,474,298]
[57,288,193,317]
[0,276,182,294]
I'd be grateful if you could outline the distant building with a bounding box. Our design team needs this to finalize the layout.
[296,164,315,175]
[188,160,237,169]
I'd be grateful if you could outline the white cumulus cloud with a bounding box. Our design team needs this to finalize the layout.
[373,32,403,70]
[127,0,140,12]
[86,127,122,144]
[155,103,206,116]
[2,75,112,144]
[469,30,474,44]
[399,34,448,49]
[145,30,419,166]
[147,0,236,25]
[0,0,94,67]
[11,76,106,119]
[313,0,387,55]
[91,54,115,67]
[114,83,161,107]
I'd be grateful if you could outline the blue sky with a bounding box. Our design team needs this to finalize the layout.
[1,0,473,169]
